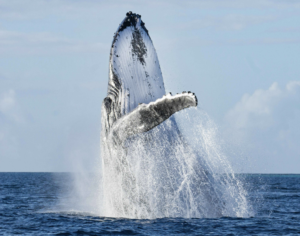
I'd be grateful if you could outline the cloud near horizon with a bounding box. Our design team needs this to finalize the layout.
[1,0,300,20]
[224,81,300,173]
[0,89,23,124]
[0,90,25,165]
[0,30,107,56]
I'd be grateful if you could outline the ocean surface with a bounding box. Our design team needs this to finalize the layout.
[0,173,299,235]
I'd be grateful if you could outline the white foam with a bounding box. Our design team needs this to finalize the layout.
[100,108,252,219]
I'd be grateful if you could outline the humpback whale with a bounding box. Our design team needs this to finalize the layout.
[101,12,223,218]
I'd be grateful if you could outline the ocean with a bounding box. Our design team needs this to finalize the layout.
[0,173,299,235]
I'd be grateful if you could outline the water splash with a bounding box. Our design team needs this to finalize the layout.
[101,107,252,219]
[176,108,251,217]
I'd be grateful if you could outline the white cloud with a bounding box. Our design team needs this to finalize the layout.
[0,89,23,123]
[0,0,139,20]
[268,26,300,33]
[178,14,278,31]
[0,0,298,56]
[0,90,24,166]
[0,30,107,55]
[224,81,300,173]
[226,81,300,129]
[1,0,300,21]
[0,90,15,111]
[0,87,101,171]
[174,0,300,9]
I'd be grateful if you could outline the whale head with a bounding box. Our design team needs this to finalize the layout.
[106,12,166,118]
[102,12,198,139]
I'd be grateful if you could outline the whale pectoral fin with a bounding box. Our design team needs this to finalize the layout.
[110,92,197,144]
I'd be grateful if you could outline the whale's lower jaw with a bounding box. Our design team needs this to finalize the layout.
[102,91,198,145]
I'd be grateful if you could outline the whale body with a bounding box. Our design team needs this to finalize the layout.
[101,12,223,218]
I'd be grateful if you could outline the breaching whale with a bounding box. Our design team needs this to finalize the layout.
[101,12,223,218]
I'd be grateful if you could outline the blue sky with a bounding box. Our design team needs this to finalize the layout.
[0,0,299,172]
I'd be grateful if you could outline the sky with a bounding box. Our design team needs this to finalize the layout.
[0,0,299,173]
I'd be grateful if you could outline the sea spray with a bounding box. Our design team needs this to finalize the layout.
[54,172,103,216]
[176,108,251,217]
[101,107,252,218]
[54,148,103,215]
